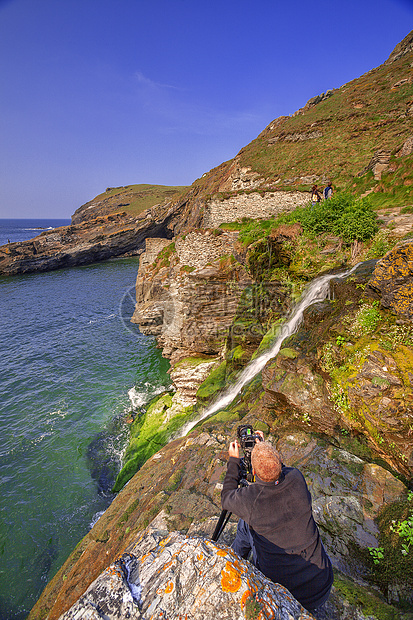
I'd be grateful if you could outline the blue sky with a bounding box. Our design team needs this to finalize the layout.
[0,0,412,218]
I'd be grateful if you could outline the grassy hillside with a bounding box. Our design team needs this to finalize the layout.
[174,31,413,211]
[72,183,188,223]
[239,50,413,196]
[97,184,188,215]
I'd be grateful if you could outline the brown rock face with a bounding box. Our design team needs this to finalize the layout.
[29,422,407,620]
[262,351,338,434]
[368,240,413,318]
[131,231,252,363]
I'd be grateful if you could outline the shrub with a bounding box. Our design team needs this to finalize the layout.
[283,192,379,243]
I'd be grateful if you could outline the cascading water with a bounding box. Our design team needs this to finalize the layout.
[178,265,359,438]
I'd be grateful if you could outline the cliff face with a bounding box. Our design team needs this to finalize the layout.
[0,200,188,276]
[0,185,188,276]
[30,30,413,620]
[131,231,251,363]
[29,418,409,620]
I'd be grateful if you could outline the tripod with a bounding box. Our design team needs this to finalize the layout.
[212,424,261,542]
[211,460,252,542]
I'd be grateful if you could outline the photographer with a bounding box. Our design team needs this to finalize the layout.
[221,433,333,616]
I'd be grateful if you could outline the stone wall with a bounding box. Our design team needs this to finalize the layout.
[203,191,309,228]
[138,237,171,275]
[175,230,240,270]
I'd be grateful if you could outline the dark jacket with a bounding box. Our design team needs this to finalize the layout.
[221,457,333,610]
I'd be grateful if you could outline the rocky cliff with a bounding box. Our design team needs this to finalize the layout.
[30,206,413,620]
[59,527,315,620]
[30,30,413,620]
[0,185,187,276]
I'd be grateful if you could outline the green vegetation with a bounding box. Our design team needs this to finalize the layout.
[92,184,188,216]
[367,492,413,608]
[196,362,228,403]
[279,192,379,242]
[367,229,394,259]
[352,301,382,336]
[235,56,413,196]
[112,392,194,492]
[245,597,263,619]
[334,571,406,620]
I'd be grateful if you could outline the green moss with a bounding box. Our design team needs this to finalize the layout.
[245,597,263,619]
[165,469,184,493]
[207,409,241,424]
[196,361,228,402]
[253,323,282,358]
[279,347,298,359]
[370,493,413,597]
[117,498,140,527]
[174,356,216,369]
[112,393,194,492]
[334,572,403,620]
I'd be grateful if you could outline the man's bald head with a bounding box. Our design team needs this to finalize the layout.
[251,441,282,482]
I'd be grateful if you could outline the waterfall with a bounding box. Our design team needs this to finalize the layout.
[178,266,358,438]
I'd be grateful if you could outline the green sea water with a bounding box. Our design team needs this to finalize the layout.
[0,254,170,619]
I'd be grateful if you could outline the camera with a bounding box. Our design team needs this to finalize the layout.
[237,424,263,484]
[237,424,263,455]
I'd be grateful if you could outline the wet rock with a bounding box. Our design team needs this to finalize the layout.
[262,353,338,434]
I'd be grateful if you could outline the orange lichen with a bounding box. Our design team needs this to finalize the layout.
[217,549,227,557]
[259,600,275,620]
[240,590,252,609]
[164,581,174,594]
[163,560,173,571]
[247,578,258,593]
[220,561,242,593]
[159,535,172,547]
[197,552,204,561]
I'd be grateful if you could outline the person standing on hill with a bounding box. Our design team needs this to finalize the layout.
[323,182,333,200]
[311,185,322,206]
[221,435,333,617]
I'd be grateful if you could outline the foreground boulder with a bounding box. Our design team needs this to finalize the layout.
[59,529,314,620]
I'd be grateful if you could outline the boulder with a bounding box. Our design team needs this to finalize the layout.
[59,529,314,620]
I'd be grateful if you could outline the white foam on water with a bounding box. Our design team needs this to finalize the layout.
[128,382,170,411]
[88,313,117,324]
[89,509,106,529]
[178,266,359,438]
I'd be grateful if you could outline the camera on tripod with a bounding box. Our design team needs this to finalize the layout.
[211,424,263,541]
[237,424,263,483]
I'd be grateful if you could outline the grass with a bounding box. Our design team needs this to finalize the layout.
[81,184,188,217]
[175,52,413,207]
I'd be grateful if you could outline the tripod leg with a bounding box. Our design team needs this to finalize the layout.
[211,509,232,542]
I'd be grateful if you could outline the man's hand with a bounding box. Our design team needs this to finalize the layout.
[255,430,265,442]
[228,441,240,458]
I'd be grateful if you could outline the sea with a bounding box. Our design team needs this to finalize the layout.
[0,220,171,619]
